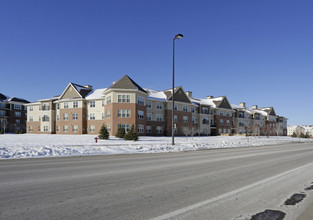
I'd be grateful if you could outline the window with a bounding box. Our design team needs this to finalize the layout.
[89,101,95,108]
[174,115,177,122]
[146,113,152,121]
[226,120,230,126]
[73,101,78,108]
[223,129,227,134]
[64,102,68,109]
[63,125,68,132]
[191,107,195,113]
[118,124,130,131]
[90,125,95,133]
[29,106,33,111]
[220,119,224,125]
[202,107,209,114]
[219,128,222,134]
[146,126,152,133]
[90,113,95,120]
[14,104,22,110]
[183,116,188,123]
[118,109,131,118]
[219,110,224,116]
[203,118,209,124]
[64,113,68,120]
[146,101,152,109]
[226,111,230,117]
[57,126,60,132]
[43,126,48,132]
[106,124,111,132]
[138,110,144,119]
[102,100,105,107]
[157,126,163,134]
[102,112,104,120]
[42,104,49,111]
[56,115,59,121]
[156,114,163,122]
[192,117,196,124]
[57,104,60,110]
[29,126,33,132]
[239,112,244,118]
[29,116,33,122]
[42,115,49,122]
[227,129,231,134]
[239,121,244,127]
[138,124,144,133]
[174,104,178,111]
[118,94,130,103]
[73,113,78,120]
[15,112,21,117]
[0,111,5,117]
[106,96,111,104]
[73,125,78,132]
[106,110,111,118]
[137,96,145,106]
[183,105,188,112]
[156,102,163,110]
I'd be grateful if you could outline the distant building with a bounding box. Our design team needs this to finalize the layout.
[0,93,30,133]
[26,75,288,136]
[287,125,313,137]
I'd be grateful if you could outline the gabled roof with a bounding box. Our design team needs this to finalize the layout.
[0,93,29,103]
[59,83,93,99]
[8,97,30,103]
[260,107,276,116]
[0,93,9,101]
[108,75,147,94]
[71,83,93,98]
[164,86,192,104]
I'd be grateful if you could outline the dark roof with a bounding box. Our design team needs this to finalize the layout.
[71,83,93,98]
[108,75,147,94]
[0,93,8,101]
[8,97,30,103]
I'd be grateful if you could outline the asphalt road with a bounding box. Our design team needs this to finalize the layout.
[1,142,313,220]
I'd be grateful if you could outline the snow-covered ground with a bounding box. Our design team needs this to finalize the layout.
[0,134,304,159]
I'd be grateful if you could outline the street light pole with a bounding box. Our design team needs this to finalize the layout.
[172,33,183,146]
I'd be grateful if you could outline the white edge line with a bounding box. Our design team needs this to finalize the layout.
[151,162,313,220]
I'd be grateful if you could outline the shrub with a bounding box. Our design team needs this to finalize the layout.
[124,124,138,141]
[98,124,109,140]
[115,127,126,138]
[291,132,297,138]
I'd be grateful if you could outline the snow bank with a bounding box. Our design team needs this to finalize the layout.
[0,134,301,159]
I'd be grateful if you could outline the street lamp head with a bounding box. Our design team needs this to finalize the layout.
[174,33,183,40]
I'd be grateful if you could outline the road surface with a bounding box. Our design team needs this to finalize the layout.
[1,142,313,219]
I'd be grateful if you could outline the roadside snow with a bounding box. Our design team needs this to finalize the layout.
[0,134,302,159]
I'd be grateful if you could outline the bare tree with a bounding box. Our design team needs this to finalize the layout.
[0,119,8,134]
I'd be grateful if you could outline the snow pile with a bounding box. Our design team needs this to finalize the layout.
[0,134,301,159]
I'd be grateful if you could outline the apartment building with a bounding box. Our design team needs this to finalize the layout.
[232,103,287,136]
[26,75,287,136]
[0,93,29,133]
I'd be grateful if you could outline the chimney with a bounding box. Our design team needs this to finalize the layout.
[84,85,93,90]
[240,102,246,108]
[206,96,214,99]
[112,81,116,85]
[186,91,192,97]
[252,105,258,110]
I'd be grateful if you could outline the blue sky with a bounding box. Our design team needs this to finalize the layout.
[1,0,312,125]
